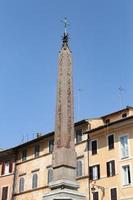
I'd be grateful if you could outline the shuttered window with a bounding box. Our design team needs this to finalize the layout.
[108,135,114,150]
[48,168,53,184]
[76,129,82,143]
[48,139,54,153]
[89,165,100,180]
[34,144,40,158]
[120,136,129,159]
[5,162,10,174]
[107,160,115,177]
[19,177,25,192]
[2,186,8,200]
[1,161,13,175]
[76,160,83,177]
[93,191,98,200]
[122,165,131,185]
[9,161,13,173]
[32,173,38,189]
[1,162,5,175]
[22,150,27,161]
[92,140,97,155]
[111,188,117,200]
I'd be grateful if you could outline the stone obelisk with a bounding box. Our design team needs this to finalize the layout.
[43,20,86,200]
[52,29,77,187]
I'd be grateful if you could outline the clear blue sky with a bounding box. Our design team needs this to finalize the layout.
[0,0,133,149]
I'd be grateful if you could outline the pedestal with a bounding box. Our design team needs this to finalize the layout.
[43,177,86,200]
[42,188,86,200]
[52,148,77,182]
[43,148,86,199]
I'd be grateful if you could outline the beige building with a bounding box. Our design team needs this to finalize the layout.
[0,149,15,200]
[0,106,133,200]
[86,106,133,200]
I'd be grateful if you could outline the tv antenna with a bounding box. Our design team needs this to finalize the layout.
[77,88,83,121]
[118,86,125,108]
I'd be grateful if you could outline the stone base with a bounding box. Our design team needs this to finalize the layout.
[49,179,79,190]
[42,188,86,200]
[52,148,77,182]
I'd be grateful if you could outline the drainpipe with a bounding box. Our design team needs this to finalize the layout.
[87,134,91,200]
[12,151,17,200]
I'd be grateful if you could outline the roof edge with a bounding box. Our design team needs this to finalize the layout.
[101,106,133,119]
[84,115,133,134]
[0,119,88,153]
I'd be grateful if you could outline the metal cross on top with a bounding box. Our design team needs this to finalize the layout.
[62,17,70,35]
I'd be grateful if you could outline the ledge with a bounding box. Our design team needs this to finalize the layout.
[16,152,52,165]
[13,185,49,196]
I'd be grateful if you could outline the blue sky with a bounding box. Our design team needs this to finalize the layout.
[0,0,133,149]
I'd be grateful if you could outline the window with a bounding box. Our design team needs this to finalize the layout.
[1,161,13,175]
[76,160,83,177]
[91,140,97,155]
[122,113,127,118]
[34,144,40,158]
[107,160,115,177]
[122,165,131,185]
[86,140,90,151]
[1,162,5,175]
[76,129,82,143]
[120,135,129,159]
[48,168,53,184]
[5,162,9,174]
[19,177,25,192]
[89,165,100,180]
[108,134,114,150]
[48,139,54,153]
[110,188,117,200]
[105,119,110,124]
[32,173,38,189]
[22,150,27,161]
[9,161,13,173]
[2,186,8,200]
[93,191,98,200]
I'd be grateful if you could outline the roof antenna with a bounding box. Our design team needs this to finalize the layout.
[20,134,25,144]
[26,134,29,142]
[118,86,125,108]
[77,88,83,121]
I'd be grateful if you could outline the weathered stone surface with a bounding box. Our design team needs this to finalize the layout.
[52,34,77,185]
[54,41,74,151]
[53,148,76,168]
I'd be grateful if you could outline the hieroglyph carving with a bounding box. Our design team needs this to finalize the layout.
[55,47,74,150]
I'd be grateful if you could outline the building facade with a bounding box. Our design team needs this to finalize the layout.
[86,106,133,200]
[0,106,133,200]
[0,149,15,200]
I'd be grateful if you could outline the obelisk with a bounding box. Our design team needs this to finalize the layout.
[43,19,86,200]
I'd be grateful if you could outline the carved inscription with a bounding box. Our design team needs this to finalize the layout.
[55,48,74,149]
